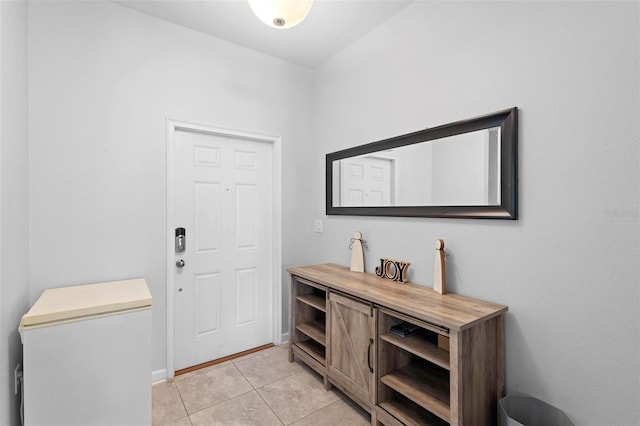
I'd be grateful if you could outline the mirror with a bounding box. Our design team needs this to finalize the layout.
[326,108,517,219]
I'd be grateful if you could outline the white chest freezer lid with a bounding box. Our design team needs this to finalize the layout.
[19,278,152,330]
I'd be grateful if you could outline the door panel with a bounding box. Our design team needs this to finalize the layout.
[195,272,220,336]
[236,184,256,248]
[194,182,221,252]
[328,292,376,403]
[339,156,392,206]
[174,129,273,370]
[236,268,257,326]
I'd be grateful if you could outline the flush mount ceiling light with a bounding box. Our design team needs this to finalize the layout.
[248,0,313,29]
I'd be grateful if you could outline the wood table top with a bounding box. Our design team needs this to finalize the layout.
[288,263,507,331]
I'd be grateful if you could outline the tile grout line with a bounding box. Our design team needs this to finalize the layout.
[182,389,257,420]
[288,365,351,425]
[234,352,315,426]
[234,359,286,425]
[251,360,341,425]
[172,380,194,426]
[160,346,354,426]
[253,385,287,426]
[177,363,256,420]
[171,341,276,419]
[287,394,342,425]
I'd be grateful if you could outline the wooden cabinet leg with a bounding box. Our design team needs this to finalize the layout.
[370,408,380,425]
[288,344,294,362]
[323,375,333,391]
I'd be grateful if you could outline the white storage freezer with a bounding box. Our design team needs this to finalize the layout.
[19,278,152,426]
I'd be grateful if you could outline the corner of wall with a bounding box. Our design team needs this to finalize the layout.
[0,0,30,424]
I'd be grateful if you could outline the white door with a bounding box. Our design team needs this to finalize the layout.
[173,128,273,371]
[339,156,393,206]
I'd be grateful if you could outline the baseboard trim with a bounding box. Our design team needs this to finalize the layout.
[152,369,167,384]
[281,332,289,344]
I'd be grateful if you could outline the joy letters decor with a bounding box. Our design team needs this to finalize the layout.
[375,258,410,283]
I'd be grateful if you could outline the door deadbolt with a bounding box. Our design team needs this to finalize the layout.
[175,228,186,252]
[176,259,185,268]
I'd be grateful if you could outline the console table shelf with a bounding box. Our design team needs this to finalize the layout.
[288,263,507,426]
[378,398,448,426]
[379,333,450,371]
[295,320,326,346]
[295,339,325,365]
[296,293,326,312]
[380,363,450,422]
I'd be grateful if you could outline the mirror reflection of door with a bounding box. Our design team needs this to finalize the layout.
[339,156,394,206]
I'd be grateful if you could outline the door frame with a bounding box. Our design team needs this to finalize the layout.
[165,118,282,379]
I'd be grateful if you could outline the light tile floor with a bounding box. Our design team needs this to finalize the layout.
[152,345,371,426]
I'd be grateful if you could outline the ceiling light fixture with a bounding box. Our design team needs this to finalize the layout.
[248,0,313,29]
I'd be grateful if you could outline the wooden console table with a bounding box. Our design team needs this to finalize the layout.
[288,263,508,426]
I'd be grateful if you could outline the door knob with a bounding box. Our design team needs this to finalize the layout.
[176,259,185,268]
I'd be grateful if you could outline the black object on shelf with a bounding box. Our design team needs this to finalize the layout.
[389,322,421,338]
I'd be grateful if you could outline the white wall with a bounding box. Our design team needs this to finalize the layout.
[0,1,30,424]
[313,2,639,425]
[28,1,314,378]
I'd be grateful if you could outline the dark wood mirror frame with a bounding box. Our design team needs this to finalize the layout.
[326,107,518,219]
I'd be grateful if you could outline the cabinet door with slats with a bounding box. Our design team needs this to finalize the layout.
[327,292,375,403]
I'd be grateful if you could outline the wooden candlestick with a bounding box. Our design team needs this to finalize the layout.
[433,239,446,294]
[350,231,364,272]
